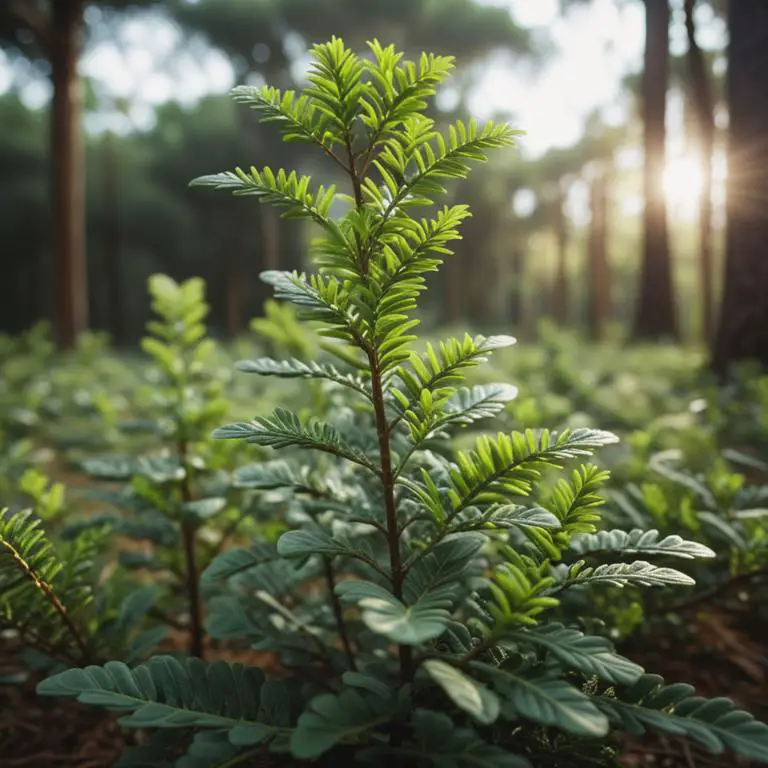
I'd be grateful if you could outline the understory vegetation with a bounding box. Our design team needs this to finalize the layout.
[3,38,768,768]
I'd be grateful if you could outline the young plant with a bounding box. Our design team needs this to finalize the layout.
[75,276,237,659]
[36,38,768,767]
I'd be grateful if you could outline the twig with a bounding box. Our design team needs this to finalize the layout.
[322,556,357,670]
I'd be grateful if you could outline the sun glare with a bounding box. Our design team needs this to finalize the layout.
[663,155,704,219]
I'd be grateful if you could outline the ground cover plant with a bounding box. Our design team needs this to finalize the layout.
[3,37,768,768]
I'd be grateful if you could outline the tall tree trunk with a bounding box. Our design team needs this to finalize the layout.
[102,130,124,345]
[551,184,569,325]
[587,169,611,340]
[634,0,677,340]
[508,246,524,329]
[225,227,247,338]
[684,0,715,344]
[711,2,768,375]
[261,207,280,271]
[51,0,87,348]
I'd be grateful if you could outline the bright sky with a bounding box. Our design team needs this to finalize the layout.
[0,0,727,159]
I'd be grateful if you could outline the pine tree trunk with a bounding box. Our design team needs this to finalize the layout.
[50,0,87,348]
[634,0,677,340]
[684,0,715,344]
[225,230,246,339]
[102,130,124,345]
[711,2,768,375]
[552,185,569,325]
[261,207,280,271]
[587,170,611,340]
[508,246,524,329]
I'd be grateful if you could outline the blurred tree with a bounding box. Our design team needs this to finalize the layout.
[0,0,161,348]
[580,117,624,340]
[683,0,715,343]
[711,1,768,375]
[634,0,676,340]
[527,145,590,327]
[561,0,677,339]
[586,165,611,340]
[0,91,47,334]
[170,0,533,77]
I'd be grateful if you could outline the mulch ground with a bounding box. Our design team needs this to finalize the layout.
[618,605,768,767]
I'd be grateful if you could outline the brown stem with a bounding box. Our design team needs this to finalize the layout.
[346,137,364,209]
[1,541,90,662]
[346,131,412,749]
[178,439,204,659]
[368,346,413,685]
[322,557,357,670]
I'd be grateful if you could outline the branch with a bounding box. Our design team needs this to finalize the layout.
[322,557,357,671]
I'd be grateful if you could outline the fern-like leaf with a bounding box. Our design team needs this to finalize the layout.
[0,508,92,661]
[473,662,609,736]
[557,560,696,590]
[336,579,454,644]
[597,675,768,760]
[212,408,377,473]
[569,529,716,560]
[290,687,394,759]
[235,357,371,399]
[190,166,339,230]
[507,623,643,685]
[37,656,292,745]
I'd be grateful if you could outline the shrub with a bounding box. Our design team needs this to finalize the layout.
[5,37,768,767]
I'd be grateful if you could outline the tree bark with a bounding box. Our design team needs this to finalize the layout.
[225,228,247,338]
[711,2,768,376]
[261,206,280,272]
[684,0,715,344]
[508,246,524,328]
[587,169,611,340]
[50,0,87,348]
[551,184,569,325]
[102,130,124,345]
[634,0,677,340]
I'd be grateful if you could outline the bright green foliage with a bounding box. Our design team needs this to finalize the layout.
[36,37,768,767]
[70,275,252,659]
[0,508,96,663]
[0,507,158,672]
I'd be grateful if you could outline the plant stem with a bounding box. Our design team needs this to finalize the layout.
[368,346,413,685]
[347,136,413,704]
[322,556,357,670]
[178,438,204,659]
